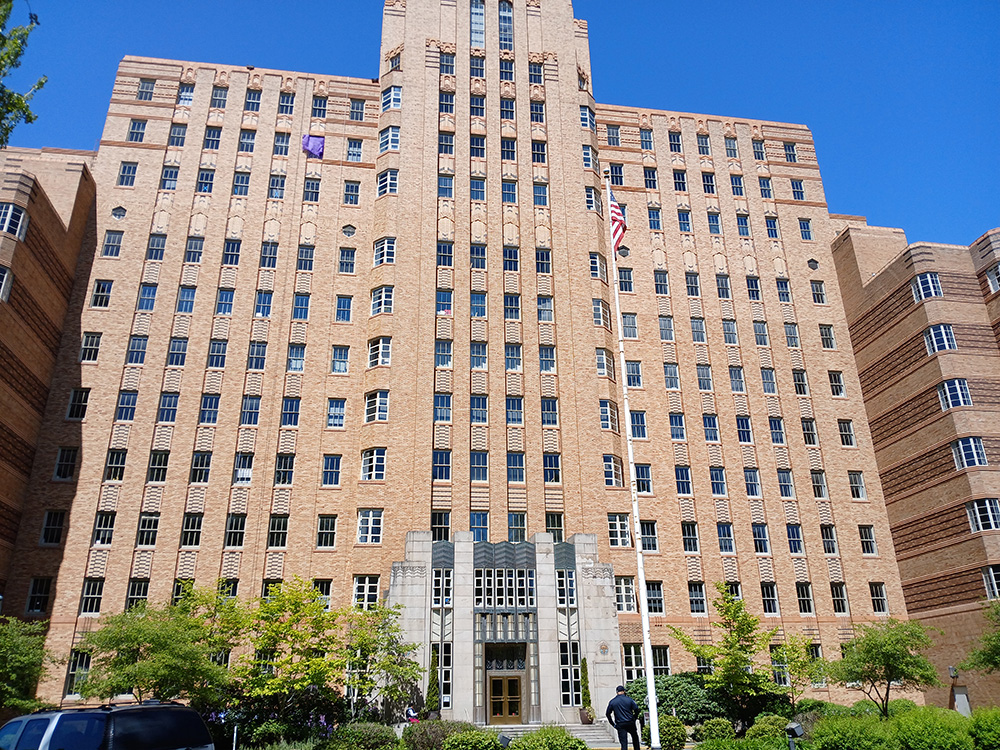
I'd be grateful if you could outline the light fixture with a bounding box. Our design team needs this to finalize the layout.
[949,666,959,679]
[618,244,630,258]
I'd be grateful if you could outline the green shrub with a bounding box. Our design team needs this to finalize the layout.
[320,722,398,750]
[699,717,736,741]
[699,740,787,750]
[640,714,686,750]
[257,743,321,750]
[892,707,971,750]
[627,672,726,725]
[402,720,477,750]
[795,698,832,715]
[441,729,501,750]
[811,715,901,750]
[970,708,1000,750]
[887,698,918,716]
[744,714,786,740]
[508,725,586,750]
[852,700,883,717]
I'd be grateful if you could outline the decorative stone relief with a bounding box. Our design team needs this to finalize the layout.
[248,74,262,90]
[214,70,229,87]
[526,0,540,6]
[281,77,294,93]
[500,80,516,98]
[181,68,196,84]
[384,0,405,7]
[696,119,708,134]
[440,75,456,93]
[529,84,545,101]
[576,65,589,88]
[470,78,487,96]
[500,48,516,61]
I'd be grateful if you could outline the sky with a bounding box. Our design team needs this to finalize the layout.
[6,0,998,246]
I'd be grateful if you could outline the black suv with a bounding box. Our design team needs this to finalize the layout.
[0,703,214,750]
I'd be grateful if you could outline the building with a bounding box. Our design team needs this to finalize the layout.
[0,148,96,597]
[833,224,1000,710]
[5,0,911,721]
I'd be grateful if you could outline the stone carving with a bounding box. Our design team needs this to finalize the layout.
[528,52,545,64]
[577,65,589,88]
[526,0,540,6]
[500,48,516,61]
[439,42,456,54]
[668,116,680,131]
[529,84,545,101]
[181,68,196,84]
[385,0,405,7]
[470,47,486,57]
[500,81,516,98]
[471,78,487,96]
[440,75,456,93]
[580,563,613,580]
[214,70,229,87]
[281,77,294,93]
[248,74,262,90]
[696,119,708,134]
[751,125,762,140]
[724,122,735,137]
[315,80,327,97]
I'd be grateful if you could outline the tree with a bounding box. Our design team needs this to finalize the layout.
[0,616,51,712]
[0,1,46,147]
[669,582,785,730]
[78,585,246,705]
[338,602,423,719]
[425,647,440,713]
[961,600,1000,674]
[769,635,827,713]
[827,618,941,718]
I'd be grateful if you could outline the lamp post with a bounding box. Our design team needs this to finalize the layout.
[603,168,661,750]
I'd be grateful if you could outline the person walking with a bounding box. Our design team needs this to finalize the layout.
[605,685,643,750]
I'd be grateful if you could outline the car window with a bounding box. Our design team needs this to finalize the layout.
[13,719,49,750]
[0,721,23,750]
[49,714,107,750]
[112,709,212,750]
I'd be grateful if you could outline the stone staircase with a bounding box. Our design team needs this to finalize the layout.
[490,722,618,748]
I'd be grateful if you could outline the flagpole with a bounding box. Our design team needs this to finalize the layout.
[603,169,661,750]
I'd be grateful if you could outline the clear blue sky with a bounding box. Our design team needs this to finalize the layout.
[7,0,998,245]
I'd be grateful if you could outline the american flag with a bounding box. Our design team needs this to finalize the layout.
[609,190,627,251]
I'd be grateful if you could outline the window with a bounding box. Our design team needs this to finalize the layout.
[969,498,1000,531]
[126,335,147,365]
[437,175,454,199]
[754,323,770,349]
[174,286,197,313]
[604,455,624,487]
[370,286,394,316]
[335,296,353,323]
[434,394,453,424]
[80,578,104,615]
[585,186,600,211]
[500,98,515,120]
[244,340,266,371]
[196,169,214,193]
[254,290,272,318]
[697,133,711,155]
[668,413,686,440]
[938,379,973,409]
[626,361,642,387]
[954,437,989,469]
[702,172,716,194]
[272,133,292,156]
[790,179,805,201]
[136,512,160,547]
[657,316,675,342]
[435,289,452,316]
[136,78,155,100]
[675,466,692,495]
[377,169,398,196]
[503,294,521,321]
[432,451,452,482]
[471,395,489,424]
[379,126,400,154]
[104,449,127,482]
[682,522,700,553]
[54,447,78,480]
[615,577,636,613]
[787,524,804,555]
[737,214,751,237]
[644,168,658,189]
[689,582,707,614]
[697,364,713,391]
[730,367,746,393]
[373,236,396,267]
[302,178,321,202]
[67,388,91,421]
[199,394,220,425]
[856,524,879,556]
[115,391,137,422]
[539,346,556,373]
[361,449,386,481]
[710,466,728,496]
[755,582,778,615]
[599,400,619,432]
[325,398,346,429]
[811,470,828,499]
[730,173,745,197]
[530,101,545,124]
[168,338,188,367]
[435,340,452,368]
[736,415,753,444]
[227,453,253,486]
[505,344,522,372]
[533,184,548,206]
[819,324,837,349]
[348,98,366,122]
[381,85,402,112]
[596,348,615,378]
[799,218,813,240]
[703,414,720,442]
[621,312,638,338]
[752,523,770,553]
[830,371,845,397]
[91,280,113,308]
[783,142,798,162]
[592,298,610,328]
[714,523,735,554]
[849,471,867,499]
[870,582,888,614]
[507,453,525,483]
[777,469,795,498]
[792,369,809,396]
[924,324,957,353]
[792,582,814,615]
[668,131,682,152]
[723,320,738,345]
[824,582,848,615]
[691,318,707,343]
[606,125,620,147]
[629,410,647,439]
[240,395,261,426]
[502,181,517,203]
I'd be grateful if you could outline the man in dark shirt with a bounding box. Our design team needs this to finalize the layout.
[606,685,643,750]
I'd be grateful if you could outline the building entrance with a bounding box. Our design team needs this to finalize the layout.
[485,643,525,725]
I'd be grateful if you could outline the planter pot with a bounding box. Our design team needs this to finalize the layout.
[580,708,594,725]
